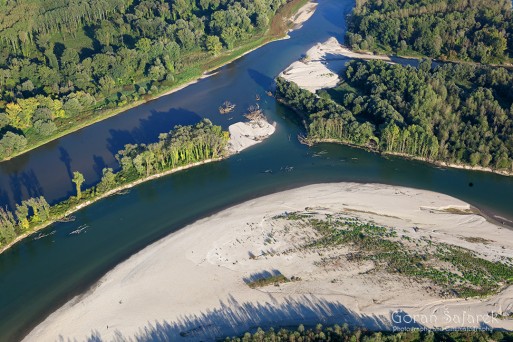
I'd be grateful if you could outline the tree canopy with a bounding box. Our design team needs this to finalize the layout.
[346,0,513,64]
[224,324,512,342]
[0,0,286,159]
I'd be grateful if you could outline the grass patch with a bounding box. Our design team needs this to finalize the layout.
[497,312,513,320]
[440,207,474,215]
[245,274,290,289]
[318,82,362,106]
[460,236,493,244]
[283,213,513,298]
[49,27,94,52]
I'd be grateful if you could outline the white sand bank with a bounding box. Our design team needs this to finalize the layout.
[24,183,513,341]
[279,37,392,92]
[289,1,318,31]
[227,116,276,154]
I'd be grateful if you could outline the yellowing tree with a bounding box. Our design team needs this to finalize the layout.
[52,99,65,118]
[206,35,222,55]
[5,103,22,129]
[6,97,40,130]
[72,171,85,200]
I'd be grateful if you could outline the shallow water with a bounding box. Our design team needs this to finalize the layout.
[0,1,512,341]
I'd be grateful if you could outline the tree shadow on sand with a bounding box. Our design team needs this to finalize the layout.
[80,294,425,341]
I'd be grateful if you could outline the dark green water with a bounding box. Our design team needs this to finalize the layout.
[1,1,513,341]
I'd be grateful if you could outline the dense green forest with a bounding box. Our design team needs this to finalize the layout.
[276,59,513,172]
[0,0,288,160]
[224,324,513,342]
[346,0,513,63]
[0,119,227,248]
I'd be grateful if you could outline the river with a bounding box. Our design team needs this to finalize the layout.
[1,1,513,341]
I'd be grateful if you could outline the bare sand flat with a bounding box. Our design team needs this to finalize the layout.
[24,183,513,341]
[227,117,276,154]
[279,37,392,92]
[289,1,318,30]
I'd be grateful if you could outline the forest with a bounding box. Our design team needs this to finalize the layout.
[0,0,287,160]
[0,119,228,248]
[346,0,513,63]
[224,324,513,342]
[276,59,513,172]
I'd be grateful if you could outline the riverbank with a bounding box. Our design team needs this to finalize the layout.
[0,117,276,256]
[0,0,315,163]
[383,150,513,177]
[305,137,513,178]
[24,183,513,341]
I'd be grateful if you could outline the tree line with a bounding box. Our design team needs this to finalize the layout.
[276,78,377,147]
[0,119,228,248]
[224,323,512,342]
[114,118,227,180]
[0,0,286,159]
[346,0,513,64]
[276,59,513,171]
[0,196,50,246]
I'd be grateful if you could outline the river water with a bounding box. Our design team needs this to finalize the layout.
[1,1,513,341]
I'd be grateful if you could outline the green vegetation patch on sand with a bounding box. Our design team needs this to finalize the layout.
[280,211,513,298]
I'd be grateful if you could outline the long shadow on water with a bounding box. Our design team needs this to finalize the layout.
[247,69,274,90]
[0,189,9,210]
[59,147,73,181]
[93,155,107,179]
[0,107,203,210]
[8,169,43,207]
[106,108,203,155]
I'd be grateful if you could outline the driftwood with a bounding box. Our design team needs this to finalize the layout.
[298,134,313,146]
[244,104,265,121]
[219,101,236,114]
[57,215,76,223]
[115,189,131,195]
